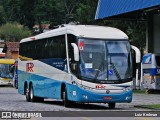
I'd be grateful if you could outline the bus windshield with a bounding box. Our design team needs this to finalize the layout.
[79,39,132,83]
[0,64,13,79]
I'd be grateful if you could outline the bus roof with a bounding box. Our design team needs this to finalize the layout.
[0,59,15,64]
[20,25,128,43]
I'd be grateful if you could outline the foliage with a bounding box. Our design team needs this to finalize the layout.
[0,0,146,51]
[0,22,32,42]
[0,6,6,25]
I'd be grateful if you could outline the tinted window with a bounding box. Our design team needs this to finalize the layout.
[19,35,66,61]
[156,56,160,66]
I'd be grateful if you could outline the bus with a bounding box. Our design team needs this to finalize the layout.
[18,24,140,109]
[0,59,15,86]
[142,53,160,90]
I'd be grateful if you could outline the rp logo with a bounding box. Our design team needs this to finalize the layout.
[26,62,34,72]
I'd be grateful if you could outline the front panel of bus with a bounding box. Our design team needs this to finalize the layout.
[69,38,133,103]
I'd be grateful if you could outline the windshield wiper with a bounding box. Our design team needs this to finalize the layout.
[110,57,121,80]
[94,60,104,79]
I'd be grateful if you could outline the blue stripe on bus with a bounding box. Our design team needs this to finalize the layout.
[39,58,67,71]
[18,70,132,103]
[143,68,157,75]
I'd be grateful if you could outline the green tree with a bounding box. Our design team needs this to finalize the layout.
[0,6,6,25]
[0,22,32,42]
[75,0,98,24]
[33,0,66,33]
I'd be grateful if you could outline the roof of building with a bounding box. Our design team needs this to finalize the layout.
[2,42,19,53]
[95,0,160,20]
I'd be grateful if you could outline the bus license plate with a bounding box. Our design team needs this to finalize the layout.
[103,96,112,100]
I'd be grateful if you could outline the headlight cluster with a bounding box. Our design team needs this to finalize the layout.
[123,87,132,92]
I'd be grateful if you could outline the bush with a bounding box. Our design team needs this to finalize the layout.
[0,22,32,42]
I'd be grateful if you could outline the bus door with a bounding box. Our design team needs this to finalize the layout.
[142,53,160,90]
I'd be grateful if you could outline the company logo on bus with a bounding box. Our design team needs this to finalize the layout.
[26,62,34,72]
[96,84,106,89]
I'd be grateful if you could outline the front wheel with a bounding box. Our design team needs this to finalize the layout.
[63,88,72,108]
[108,102,116,109]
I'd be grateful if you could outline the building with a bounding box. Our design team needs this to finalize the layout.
[0,40,5,58]
[2,42,19,59]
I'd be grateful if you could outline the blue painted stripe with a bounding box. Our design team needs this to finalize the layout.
[18,70,132,103]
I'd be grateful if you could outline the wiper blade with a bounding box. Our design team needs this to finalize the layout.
[111,62,121,80]
[94,61,104,79]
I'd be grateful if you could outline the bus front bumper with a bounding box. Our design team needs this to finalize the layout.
[67,84,132,103]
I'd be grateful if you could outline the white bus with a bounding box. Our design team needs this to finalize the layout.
[142,53,160,90]
[18,25,140,109]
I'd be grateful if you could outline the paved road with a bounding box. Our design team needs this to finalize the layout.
[0,87,160,111]
[0,87,160,120]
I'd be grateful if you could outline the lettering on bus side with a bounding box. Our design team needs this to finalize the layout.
[26,63,34,72]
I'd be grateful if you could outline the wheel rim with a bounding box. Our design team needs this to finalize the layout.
[30,87,33,100]
[26,87,29,99]
[63,91,65,101]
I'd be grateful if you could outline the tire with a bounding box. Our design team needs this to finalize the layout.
[108,102,116,109]
[25,85,30,102]
[29,84,36,102]
[63,88,72,108]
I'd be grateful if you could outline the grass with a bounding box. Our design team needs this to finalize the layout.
[133,89,160,94]
[145,104,160,109]
[134,104,160,109]
[133,89,146,94]
[141,104,160,109]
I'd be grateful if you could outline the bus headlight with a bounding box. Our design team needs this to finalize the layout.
[123,87,132,92]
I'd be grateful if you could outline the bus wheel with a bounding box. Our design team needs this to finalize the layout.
[29,84,36,102]
[63,88,72,108]
[108,102,116,109]
[25,85,30,102]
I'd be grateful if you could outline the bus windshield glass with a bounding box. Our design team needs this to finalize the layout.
[79,39,132,83]
[0,64,13,79]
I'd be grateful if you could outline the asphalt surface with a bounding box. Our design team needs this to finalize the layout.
[0,87,160,120]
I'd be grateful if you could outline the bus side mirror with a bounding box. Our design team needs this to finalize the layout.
[71,43,79,61]
[131,45,141,63]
